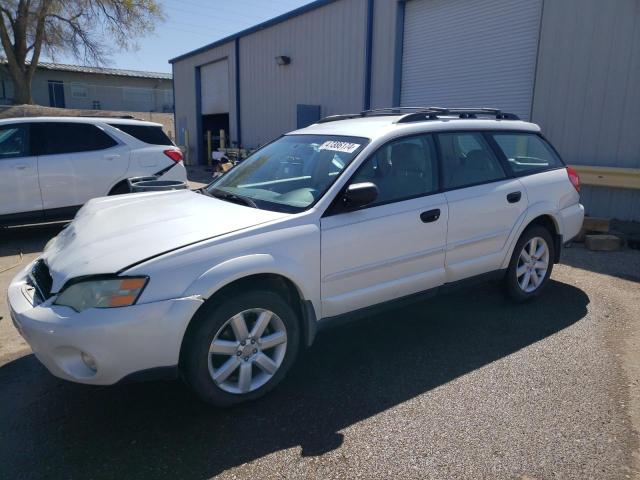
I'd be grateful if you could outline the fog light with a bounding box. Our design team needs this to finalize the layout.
[81,352,97,372]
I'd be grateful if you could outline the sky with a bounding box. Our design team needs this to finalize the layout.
[45,0,316,74]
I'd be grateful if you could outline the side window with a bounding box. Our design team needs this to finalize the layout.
[492,133,562,174]
[350,134,438,206]
[438,132,506,189]
[40,122,117,155]
[0,125,28,158]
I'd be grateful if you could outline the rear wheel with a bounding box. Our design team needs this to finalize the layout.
[505,225,554,302]
[182,290,300,406]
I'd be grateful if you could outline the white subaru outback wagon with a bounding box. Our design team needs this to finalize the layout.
[8,108,584,406]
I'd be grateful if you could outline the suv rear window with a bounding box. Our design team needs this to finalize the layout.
[110,124,173,146]
[491,133,562,174]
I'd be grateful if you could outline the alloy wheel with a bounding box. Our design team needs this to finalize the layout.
[516,236,550,293]
[208,308,287,394]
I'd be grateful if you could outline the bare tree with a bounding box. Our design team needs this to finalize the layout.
[0,0,163,104]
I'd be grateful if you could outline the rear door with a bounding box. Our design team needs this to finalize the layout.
[34,122,131,212]
[438,131,527,282]
[0,123,42,219]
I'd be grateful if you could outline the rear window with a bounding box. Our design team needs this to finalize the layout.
[35,122,117,155]
[491,133,562,174]
[110,124,173,146]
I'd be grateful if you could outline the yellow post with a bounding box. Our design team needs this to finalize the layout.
[184,130,190,166]
[220,129,226,150]
[207,130,212,167]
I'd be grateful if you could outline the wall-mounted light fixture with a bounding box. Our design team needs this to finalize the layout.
[275,55,291,66]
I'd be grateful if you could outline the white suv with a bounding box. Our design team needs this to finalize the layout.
[0,116,186,226]
[8,108,584,406]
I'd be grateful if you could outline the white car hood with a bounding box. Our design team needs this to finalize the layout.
[43,190,288,293]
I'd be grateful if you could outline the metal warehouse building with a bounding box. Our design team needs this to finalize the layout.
[170,0,640,221]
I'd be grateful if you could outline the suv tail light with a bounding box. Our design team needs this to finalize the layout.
[164,149,183,163]
[566,166,581,192]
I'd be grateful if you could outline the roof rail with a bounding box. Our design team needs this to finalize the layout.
[314,107,519,125]
[396,108,519,123]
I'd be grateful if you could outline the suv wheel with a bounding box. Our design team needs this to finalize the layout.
[182,290,300,406]
[505,225,554,302]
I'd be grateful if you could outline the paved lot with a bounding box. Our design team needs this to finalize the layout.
[0,224,639,480]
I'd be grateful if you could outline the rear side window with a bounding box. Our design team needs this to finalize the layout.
[109,124,173,146]
[492,133,562,174]
[438,132,506,189]
[37,123,117,155]
[0,125,29,158]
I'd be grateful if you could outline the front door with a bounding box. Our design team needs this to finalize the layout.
[320,134,448,318]
[0,123,42,219]
[437,131,528,282]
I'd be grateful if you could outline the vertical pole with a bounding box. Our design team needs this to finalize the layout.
[184,129,190,166]
[220,129,226,149]
[207,130,212,167]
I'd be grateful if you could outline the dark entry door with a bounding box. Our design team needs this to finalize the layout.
[48,81,65,108]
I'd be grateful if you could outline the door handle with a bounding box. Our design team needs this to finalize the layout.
[14,164,28,170]
[104,154,120,161]
[507,191,522,203]
[420,209,441,223]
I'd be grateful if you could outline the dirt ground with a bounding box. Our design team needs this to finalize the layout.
[0,225,639,479]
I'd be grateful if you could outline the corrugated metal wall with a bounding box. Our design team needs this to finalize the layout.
[238,0,366,148]
[532,0,640,221]
[370,0,397,109]
[172,42,236,163]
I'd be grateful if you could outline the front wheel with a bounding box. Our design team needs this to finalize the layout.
[505,225,555,302]
[181,290,300,406]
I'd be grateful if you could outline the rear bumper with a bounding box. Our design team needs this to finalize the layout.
[8,260,203,385]
[559,203,585,242]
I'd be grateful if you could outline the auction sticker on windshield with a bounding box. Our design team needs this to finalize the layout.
[319,141,361,154]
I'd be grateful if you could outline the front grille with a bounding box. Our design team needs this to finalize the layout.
[29,259,53,301]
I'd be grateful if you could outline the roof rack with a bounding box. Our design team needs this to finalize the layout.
[396,107,519,123]
[315,107,519,124]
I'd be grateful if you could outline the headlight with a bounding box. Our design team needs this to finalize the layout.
[54,276,148,312]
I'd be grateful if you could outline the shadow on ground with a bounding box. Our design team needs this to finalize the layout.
[561,244,640,283]
[0,279,589,479]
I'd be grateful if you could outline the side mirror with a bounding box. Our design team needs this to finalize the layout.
[342,182,378,210]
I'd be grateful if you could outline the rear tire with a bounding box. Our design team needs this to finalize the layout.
[505,225,555,302]
[181,290,300,407]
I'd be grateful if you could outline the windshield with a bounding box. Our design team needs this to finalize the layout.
[206,134,368,212]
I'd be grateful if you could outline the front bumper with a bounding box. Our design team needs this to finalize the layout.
[8,260,203,385]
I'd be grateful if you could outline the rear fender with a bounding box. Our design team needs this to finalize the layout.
[499,201,561,269]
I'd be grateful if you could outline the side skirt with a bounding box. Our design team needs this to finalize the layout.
[315,269,507,337]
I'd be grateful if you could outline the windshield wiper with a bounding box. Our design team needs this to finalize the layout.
[210,189,258,208]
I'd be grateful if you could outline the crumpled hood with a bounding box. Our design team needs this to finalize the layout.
[43,190,288,292]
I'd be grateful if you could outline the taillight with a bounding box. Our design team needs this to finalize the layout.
[164,149,183,163]
[566,166,580,192]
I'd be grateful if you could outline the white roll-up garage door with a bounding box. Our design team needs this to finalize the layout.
[401,0,542,120]
[200,59,229,115]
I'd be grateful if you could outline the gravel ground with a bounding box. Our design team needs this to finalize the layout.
[0,225,638,480]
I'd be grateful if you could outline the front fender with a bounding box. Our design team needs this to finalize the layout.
[184,253,319,314]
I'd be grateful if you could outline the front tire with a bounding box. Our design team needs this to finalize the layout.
[505,225,555,302]
[182,290,300,406]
